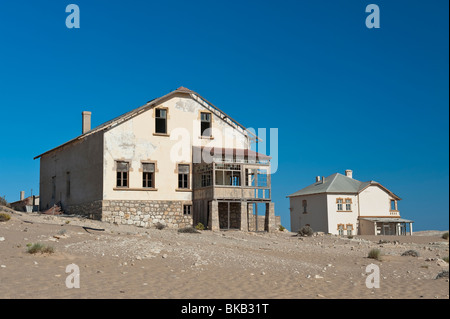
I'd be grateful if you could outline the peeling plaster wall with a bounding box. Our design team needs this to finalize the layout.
[103,95,249,202]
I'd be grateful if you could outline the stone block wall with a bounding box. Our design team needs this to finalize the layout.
[101,200,193,229]
[67,199,193,229]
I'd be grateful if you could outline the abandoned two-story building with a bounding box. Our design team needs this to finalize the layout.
[34,87,278,231]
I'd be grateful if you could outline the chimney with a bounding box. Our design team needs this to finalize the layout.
[20,191,25,201]
[345,169,353,178]
[82,111,91,134]
[316,176,321,183]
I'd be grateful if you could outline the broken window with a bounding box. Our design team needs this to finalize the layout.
[390,200,397,211]
[200,112,211,137]
[155,108,167,134]
[178,164,190,189]
[201,173,211,187]
[142,163,155,188]
[116,161,129,188]
[302,200,307,214]
[215,163,241,186]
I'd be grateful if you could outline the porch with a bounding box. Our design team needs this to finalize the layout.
[359,217,414,236]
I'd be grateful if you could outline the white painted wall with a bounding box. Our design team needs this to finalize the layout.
[326,194,359,235]
[359,185,399,217]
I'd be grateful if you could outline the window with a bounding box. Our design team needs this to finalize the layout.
[390,200,397,211]
[345,198,352,211]
[142,163,155,188]
[66,172,71,197]
[347,224,353,236]
[302,200,307,214]
[257,169,268,187]
[183,204,192,215]
[200,112,211,137]
[338,224,344,236]
[336,198,343,211]
[155,108,167,134]
[116,161,129,188]
[215,163,241,187]
[201,174,211,187]
[178,164,190,189]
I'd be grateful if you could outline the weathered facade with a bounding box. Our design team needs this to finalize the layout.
[35,87,277,231]
[288,170,413,236]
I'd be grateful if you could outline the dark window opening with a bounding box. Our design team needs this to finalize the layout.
[183,205,192,215]
[200,112,211,136]
[155,109,167,134]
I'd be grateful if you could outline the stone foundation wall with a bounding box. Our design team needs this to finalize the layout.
[101,200,193,229]
[66,200,103,220]
[248,215,281,231]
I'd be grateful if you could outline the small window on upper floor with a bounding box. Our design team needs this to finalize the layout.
[337,198,343,211]
[390,200,397,211]
[345,198,352,211]
[200,112,211,137]
[302,200,307,214]
[155,108,167,134]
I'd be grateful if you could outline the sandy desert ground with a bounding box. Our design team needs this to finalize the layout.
[0,207,448,299]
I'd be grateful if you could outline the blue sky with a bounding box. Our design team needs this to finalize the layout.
[0,0,448,231]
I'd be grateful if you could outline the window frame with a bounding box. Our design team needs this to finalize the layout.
[302,199,307,214]
[177,163,191,190]
[200,111,212,137]
[336,198,343,211]
[183,204,192,216]
[154,107,168,135]
[116,161,130,188]
[142,162,156,189]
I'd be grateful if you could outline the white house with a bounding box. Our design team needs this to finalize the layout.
[287,170,413,236]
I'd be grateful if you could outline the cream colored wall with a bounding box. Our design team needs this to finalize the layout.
[289,194,328,233]
[358,185,398,217]
[103,95,249,201]
[326,194,359,235]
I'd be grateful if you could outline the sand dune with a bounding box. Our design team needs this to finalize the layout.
[0,209,448,299]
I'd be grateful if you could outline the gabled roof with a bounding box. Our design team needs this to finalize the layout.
[287,173,401,200]
[34,87,259,159]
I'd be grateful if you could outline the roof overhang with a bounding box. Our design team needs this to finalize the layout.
[359,217,414,223]
[34,87,260,160]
